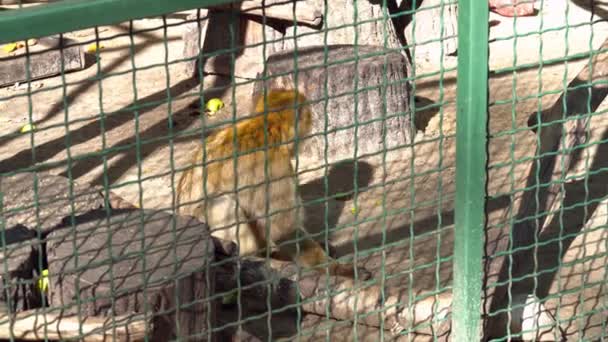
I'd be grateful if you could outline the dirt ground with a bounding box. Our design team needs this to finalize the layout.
[1,0,608,340]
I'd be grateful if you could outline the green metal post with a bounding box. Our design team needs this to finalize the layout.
[0,0,235,44]
[453,0,489,339]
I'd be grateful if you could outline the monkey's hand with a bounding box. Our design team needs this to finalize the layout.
[329,262,373,281]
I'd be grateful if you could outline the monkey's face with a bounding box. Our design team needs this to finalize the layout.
[293,108,312,154]
[296,108,312,139]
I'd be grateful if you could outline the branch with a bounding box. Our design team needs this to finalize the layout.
[213,249,451,334]
[0,310,150,341]
[516,36,608,254]
[485,35,608,340]
[213,0,322,26]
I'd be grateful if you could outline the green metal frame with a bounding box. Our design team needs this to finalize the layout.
[0,0,492,339]
[453,0,489,340]
[0,0,235,44]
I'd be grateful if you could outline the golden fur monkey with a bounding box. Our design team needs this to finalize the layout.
[177,89,371,280]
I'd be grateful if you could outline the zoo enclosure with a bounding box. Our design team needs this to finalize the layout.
[0,0,605,341]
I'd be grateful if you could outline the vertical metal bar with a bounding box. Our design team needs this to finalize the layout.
[453,0,489,339]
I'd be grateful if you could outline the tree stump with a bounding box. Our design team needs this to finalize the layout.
[0,224,44,313]
[0,172,104,234]
[403,0,458,70]
[181,9,210,79]
[181,9,268,80]
[46,209,217,341]
[0,36,86,87]
[263,0,408,62]
[181,9,262,79]
[253,45,412,164]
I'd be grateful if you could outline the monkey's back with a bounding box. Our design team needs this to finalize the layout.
[177,89,312,209]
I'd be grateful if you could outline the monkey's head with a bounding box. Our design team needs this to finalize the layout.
[253,89,313,154]
[291,93,312,141]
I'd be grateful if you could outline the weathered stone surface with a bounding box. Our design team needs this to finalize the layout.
[0,36,85,87]
[253,45,412,164]
[1,172,104,234]
[47,208,216,341]
[0,224,43,312]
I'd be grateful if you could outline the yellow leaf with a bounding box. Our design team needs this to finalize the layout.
[2,43,17,53]
[86,42,104,54]
[20,123,36,133]
[205,98,224,114]
[37,269,49,293]
[222,291,238,305]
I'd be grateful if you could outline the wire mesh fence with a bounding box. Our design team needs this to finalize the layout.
[0,0,606,341]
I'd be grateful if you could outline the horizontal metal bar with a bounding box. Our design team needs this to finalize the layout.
[0,0,236,44]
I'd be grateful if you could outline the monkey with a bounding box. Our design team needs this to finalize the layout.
[176,88,371,280]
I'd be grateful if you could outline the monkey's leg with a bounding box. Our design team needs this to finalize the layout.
[251,203,372,280]
[241,176,372,280]
[242,219,287,260]
[277,228,372,280]
[197,195,273,306]
[201,195,267,256]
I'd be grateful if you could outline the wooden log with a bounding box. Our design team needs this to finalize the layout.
[181,9,210,79]
[262,0,407,58]
[212,0,323,26]
[260,0,414,75]
[252,45,412,165]
[0,0,55,4]
[0,172,104,234]
[181,9,285,80]
[46,209,217,341]
[0,309,150,341]
[0,36,85,87]
[297,274,452,334]
[93,187,139,210]
[284,313,450,342]
[525,39,608,241]
[484,37,608,341]
[489,0,536,17]
[0,224,44,313]
[217,310,442,342]
[181,1,323,80]
[0,225,37,277]
[213,251,451,335]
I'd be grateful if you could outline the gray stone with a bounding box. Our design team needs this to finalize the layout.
[1,172,104,234]
[0,36,85,87]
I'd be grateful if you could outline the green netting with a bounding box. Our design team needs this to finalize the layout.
[0,0,606,341]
